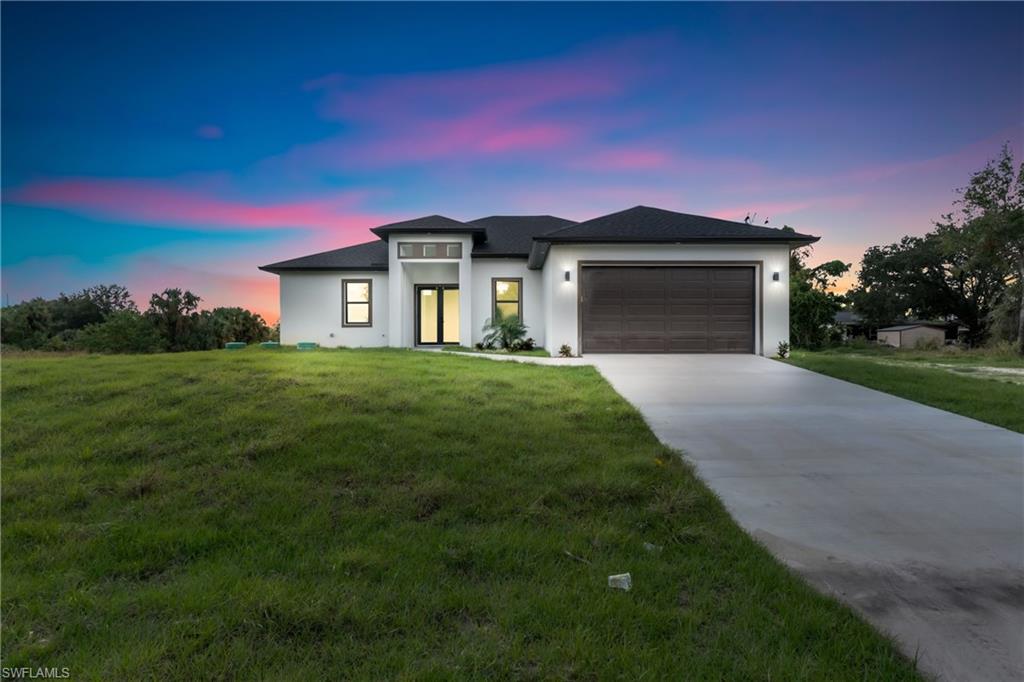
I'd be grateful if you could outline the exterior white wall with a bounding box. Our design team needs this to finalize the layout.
[386,233,474,347]
[470,259,544,346]
[279,271,389,347]
[400,262,459,347]
[540,243,792,357]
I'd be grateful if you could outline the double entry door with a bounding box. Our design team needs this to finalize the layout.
[416,285,460,345]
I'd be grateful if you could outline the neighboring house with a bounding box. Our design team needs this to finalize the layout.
[834,309,872,340]
[259,206,818,356]
[877,323,946,348]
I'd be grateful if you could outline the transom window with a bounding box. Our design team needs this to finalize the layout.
[493,278,522,320]
[398,242,462,259]
[343,279,372,326]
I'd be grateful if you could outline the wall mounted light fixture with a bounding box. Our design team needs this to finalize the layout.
[564,270,571,282]
[772,271,780,282]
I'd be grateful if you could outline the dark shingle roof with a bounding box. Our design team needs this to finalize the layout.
[835,310,864,325]
[878,323,947,332]
[468,215,577,257]
[369,214,486,241]
[258,240,388,273]
[537,205,819,244]
[260,206,822,273]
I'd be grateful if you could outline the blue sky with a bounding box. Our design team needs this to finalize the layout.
[3,2,1021,319]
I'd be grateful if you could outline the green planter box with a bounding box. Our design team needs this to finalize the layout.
[260,342,280,349]
[296,342,318,351]
[225,342,246,350]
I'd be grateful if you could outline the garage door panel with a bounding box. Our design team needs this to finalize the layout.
[713,320,751,333]
[624,303,669,316]
[667,319,709,333]
[668,269,709,282]
[581,266,754,354]
[622,335,669,352]
[625,319,670,333]
[588,303,624,315]
[668,304,710,316]
[668,337,711,352]
[712,303,753,316]
[711,336,751,352]
[585,335,623,352]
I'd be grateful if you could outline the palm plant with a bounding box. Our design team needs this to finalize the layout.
[481,309,528,350]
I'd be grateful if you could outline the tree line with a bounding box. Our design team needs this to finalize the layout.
[1,285,275,353]
[789,145,1023,353]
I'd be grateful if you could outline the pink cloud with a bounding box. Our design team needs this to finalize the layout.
[124,256,283,322]
[269,33,676,171]
[6,178,389,234]
[3,252,286,323]
[196,124,224,139]
[708,196,864,223]
[571,148,674,171]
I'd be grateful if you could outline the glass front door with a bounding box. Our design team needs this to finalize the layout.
[417,285,459,345]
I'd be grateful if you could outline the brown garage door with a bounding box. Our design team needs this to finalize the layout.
[581,266,755,353]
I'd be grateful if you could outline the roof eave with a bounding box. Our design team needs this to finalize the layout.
[533,235,819,245]
[470,252,530,259]
[369,226,488,243]
[527,235,819,268]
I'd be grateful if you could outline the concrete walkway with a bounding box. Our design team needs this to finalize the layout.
[590,354,1024,682]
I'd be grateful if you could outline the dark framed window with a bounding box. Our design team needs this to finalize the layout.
[343,279,372,327]
[493,277,522,320]
[397,242,462,259]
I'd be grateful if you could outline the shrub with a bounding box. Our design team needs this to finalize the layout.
[776,341,791,358]
[44,329,81,352]
[510,337,536,352]
[76,311,164,354]
[558,344,573,358]
[481,310,528,350]
[0,298,54,349]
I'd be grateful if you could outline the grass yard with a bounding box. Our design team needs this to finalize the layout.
[2,349,919,680]
[786,345,1024,433]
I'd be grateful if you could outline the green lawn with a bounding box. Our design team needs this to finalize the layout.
[786,346,1024,433]
[2,349,918,680]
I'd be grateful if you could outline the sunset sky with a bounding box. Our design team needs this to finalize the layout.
[3,2,1022,322]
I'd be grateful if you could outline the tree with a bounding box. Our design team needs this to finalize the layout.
[937,144,1023,352]
[208,307,272,345]
[84,284,137,316]
[848,147,1020,346]
[50,284,138,332]
[76,311,163,354]
[789,246,850,349]
[0,298,54,349]
[145,288,201,351]
[847,231,1003,343]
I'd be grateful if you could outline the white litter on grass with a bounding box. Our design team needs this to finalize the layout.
[608,573,632,591]
[643,542,663,553]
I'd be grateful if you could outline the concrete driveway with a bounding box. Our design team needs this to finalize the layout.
[591,354,1024,682]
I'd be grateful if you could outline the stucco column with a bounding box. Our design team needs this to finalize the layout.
[458,247,473,347]
[387,241,403,347]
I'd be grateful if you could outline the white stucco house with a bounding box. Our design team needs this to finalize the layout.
[259,206,818,356]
